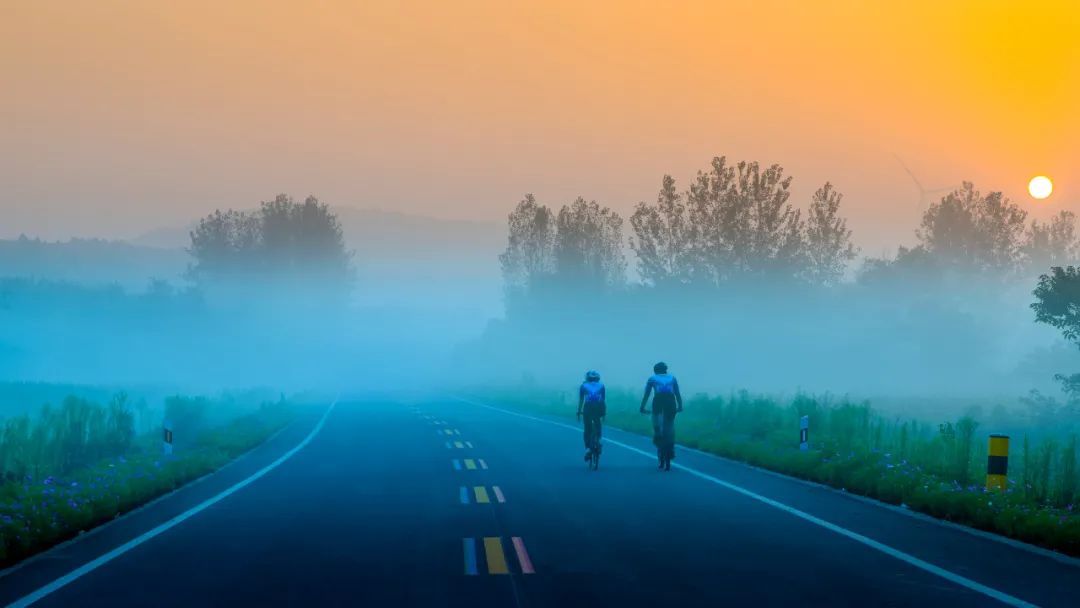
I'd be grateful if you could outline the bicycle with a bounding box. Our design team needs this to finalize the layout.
[642,408,673,471]
[579,412,602,470]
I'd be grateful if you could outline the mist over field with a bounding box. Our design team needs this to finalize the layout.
[1,162,1077,412]
[7,4,1080,599]
[0,205,502,392]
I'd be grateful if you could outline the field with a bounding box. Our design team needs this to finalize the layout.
[0,388,301,567]
[477,385,1080,557]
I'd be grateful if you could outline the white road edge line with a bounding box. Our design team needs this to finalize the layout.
[7,401,339,608]
[454,397,1036,608]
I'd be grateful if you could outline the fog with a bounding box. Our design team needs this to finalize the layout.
[1,180,1077,418]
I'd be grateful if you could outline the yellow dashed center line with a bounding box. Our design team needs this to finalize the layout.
[483,537,509,574]
[464,459,477,470]
[474,486,490,503]
[454,441,465,449]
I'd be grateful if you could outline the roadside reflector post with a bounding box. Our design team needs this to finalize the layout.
[163,420,174,456]
[799,415,809,451]
[986,434,1008,491]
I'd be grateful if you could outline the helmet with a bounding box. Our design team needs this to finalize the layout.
[585,370,601,382]
[653,361,668,374]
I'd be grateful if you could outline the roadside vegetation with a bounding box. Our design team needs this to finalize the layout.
[464,154,1080,556]
[0,390,300,568]
[478,385,1080,557]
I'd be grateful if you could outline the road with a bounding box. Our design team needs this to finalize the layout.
[2,397,1079,607]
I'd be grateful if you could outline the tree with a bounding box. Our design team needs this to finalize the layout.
[1033,266,1080,399]
[804,182,858,285]
[187,209,260,280]
[686,157,805,284]
[629,175,694,285]
[1033,266,1080,343]
[553,198,626,287]
[498,194,556,293]
[917,182,1027,275]
[1025,210,1080,271]
[187,194,353,293]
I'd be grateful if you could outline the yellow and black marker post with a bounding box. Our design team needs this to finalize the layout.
[986,434,1009,491]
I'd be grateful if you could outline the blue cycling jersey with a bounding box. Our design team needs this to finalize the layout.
[647,373,679,395]
[580,380,606,403]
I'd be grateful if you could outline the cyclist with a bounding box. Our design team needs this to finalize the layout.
[578,370,606,462]
[639,361,683,471]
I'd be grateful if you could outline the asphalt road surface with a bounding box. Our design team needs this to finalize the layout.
[2,397,1079,607]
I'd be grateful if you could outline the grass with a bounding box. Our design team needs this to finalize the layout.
[474,385,1080,557]
[0,395,299,568]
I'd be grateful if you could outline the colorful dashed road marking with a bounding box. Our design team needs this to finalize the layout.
[462,537,534,575]
[464,459,477,470]
[493,486,506,503]
[483,537,509,574]
[463,538,479,575]
[512,537,535,574]
[474,486,490,504]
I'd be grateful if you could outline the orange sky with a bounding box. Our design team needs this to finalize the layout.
[2,0,1077,249]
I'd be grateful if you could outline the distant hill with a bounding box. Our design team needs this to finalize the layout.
[1,209,506,315]
[127,224,195,249]
[0,236,188,289]
[131,207,505,262]
[336,208,502,260]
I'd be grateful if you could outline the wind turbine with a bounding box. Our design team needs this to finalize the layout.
[893,154,958,210]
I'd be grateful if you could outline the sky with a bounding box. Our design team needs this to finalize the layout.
[3,0,1078,251]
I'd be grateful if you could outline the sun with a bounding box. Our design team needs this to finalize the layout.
[1029,176,1053,200]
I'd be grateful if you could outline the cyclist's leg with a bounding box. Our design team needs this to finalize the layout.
[583,413,594,448]
[664,411,676,460]
[651,410,662,446]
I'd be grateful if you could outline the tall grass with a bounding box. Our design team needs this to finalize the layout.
[0,393,299,567]
[478,386,1080,556]
[0,394,136,481]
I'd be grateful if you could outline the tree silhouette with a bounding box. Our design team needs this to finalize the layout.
[1033,266,1080,399]
[1025,210,1080,271]
[188,194,352,295]
[804,183,858,285]
[916,182,1027,274]
[1033,266,1080,344]
[630,175,694,286]
[554,198,626,287]
[632,156,843,286]
[498,194,555,294]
